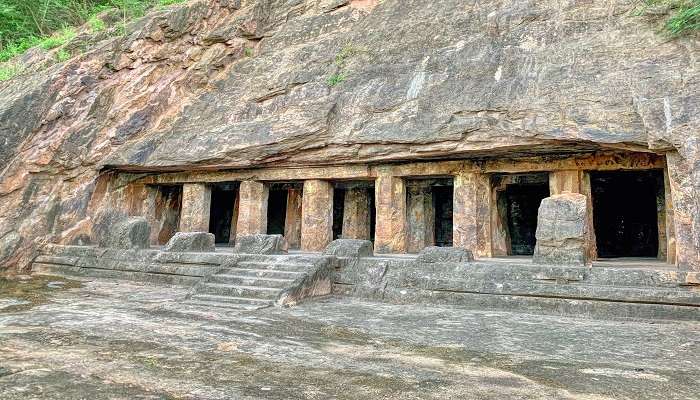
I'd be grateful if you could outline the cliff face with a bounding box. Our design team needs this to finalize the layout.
[0,0,698,270]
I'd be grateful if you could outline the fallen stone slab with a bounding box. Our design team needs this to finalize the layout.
[323,239,373,258]
[533,193,591,266]
[163,232,215,253]
[416,246,473,263]
[233,234,287,254]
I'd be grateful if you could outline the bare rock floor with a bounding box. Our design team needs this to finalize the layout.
[0,277,699,400]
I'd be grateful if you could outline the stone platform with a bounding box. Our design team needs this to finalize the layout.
[30,245,700,321]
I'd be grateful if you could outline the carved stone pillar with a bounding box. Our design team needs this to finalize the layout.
[179,183,211,232]
[236,181,269,236]
[228,192,240,245]
[342,188,371,240]
[374,169,407,254]
[549,170,583,194]
[406,184,435,253]
[285,188,303,249]
[301,180,333,252]
[549,170,597,260]
[453,172,492,258]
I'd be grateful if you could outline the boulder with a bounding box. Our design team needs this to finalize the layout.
[533,193,591,266]
[416,246,474,263]
[323,239,373,258]
[98,217,151,250]
[163,232,215,252]
[234,234,287,254]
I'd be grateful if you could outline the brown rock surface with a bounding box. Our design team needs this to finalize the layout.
[0,0,698,270]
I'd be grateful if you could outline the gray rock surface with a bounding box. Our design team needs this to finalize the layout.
[163,232,216,252]
[416,246,474,264]
[324,239,374,258]
[533,193,590,266]
[97,217,151,250]
[233,234,287,255]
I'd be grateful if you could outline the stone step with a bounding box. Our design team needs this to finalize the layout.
[209,274,295,288]
[235,260,312,272]
[187,294,273,310]
[198,283,281,299]
[226,268,305,279]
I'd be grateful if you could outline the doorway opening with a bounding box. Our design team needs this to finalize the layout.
[333,181,376,242]
[266,182,303,249]
[208,182,239,245]
[405,178,453,253]
[591,170,663,258]
[493,173,550,256]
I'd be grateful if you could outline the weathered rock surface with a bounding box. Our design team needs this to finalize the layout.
[324,239,374,258]
[163,232,216,252]
[0,0,698,270]
[234,234,287,254]
[416,246,474,264]
[97,217,151,250]
[533,193,591,266]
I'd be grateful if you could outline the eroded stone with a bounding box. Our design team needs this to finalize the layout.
[416,246,474,263]
[324,239,373,258]
[533,193,591,266]
[163,232,215,252]
[234,234,287,254]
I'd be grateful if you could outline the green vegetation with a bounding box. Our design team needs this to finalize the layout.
[56,48,71,62]
[326,73,345,87]
[0,62,19,80]
[638,0,699,36]
[243,47,253,57]
[0,0,190,64]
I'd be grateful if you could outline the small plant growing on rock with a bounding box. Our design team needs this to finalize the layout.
[0,63,21,81]
[56,49,71,62]
[88,16,107,33]
[244,47,254,57]
[637,0,699,36]
[327,73,346,87]
[39,27,76,50]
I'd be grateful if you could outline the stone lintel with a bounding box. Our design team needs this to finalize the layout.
[179,183,211,232]
[374,171,407,254]
[301,180,334,252]
[236,181,269,236]
[342,188,371,240]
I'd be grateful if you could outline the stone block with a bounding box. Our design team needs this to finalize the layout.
[324,239,374,258]
[416,246,474,263]
[163,232,216,253]
[98,216,151,250]
[533,193,591,266]
[234,234,287,254]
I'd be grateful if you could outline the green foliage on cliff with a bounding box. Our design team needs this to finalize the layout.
[0,0,188,63]
[639,0,699,36]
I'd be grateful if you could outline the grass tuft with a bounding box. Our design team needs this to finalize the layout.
[327,73,345,87]
[637,0,700,36]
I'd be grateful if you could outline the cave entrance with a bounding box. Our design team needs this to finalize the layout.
[591,170,662,258]
[333,181,376,242]
[267,182,303,249]
[405,178,453,253]
[208,182,239,245]
[493,173,550,256]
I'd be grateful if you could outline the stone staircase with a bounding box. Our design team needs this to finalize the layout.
[185,255,332,310]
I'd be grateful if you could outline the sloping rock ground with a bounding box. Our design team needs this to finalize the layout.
[0,0,699,271]
[0,277,699,399]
